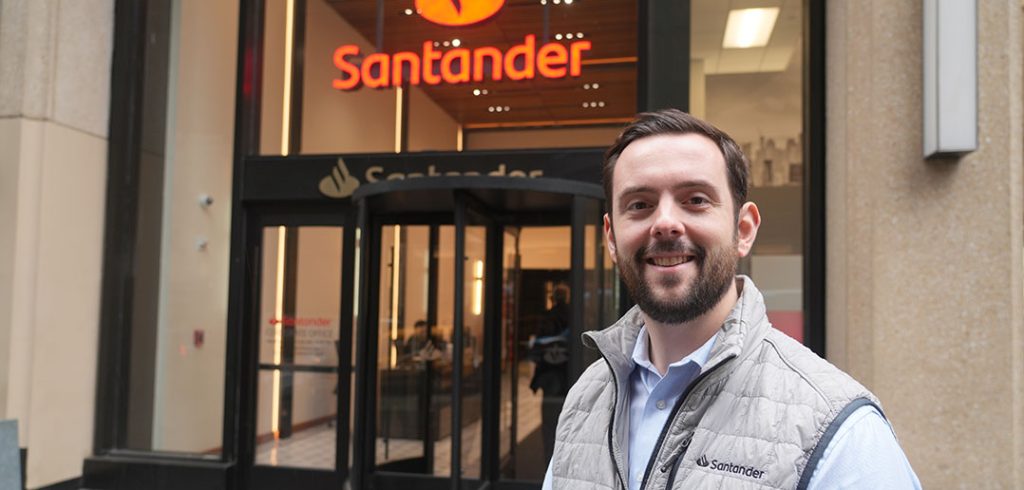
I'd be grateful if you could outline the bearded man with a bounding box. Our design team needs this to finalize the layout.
[542,110,919,489]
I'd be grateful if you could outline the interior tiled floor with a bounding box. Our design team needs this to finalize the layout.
[255,363,545,474]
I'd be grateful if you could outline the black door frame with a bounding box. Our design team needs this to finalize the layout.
[238,204,356,490]
[350,178,605,490]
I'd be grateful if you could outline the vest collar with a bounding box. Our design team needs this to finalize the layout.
[583,275,771,377]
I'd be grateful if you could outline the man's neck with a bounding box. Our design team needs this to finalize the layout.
[643,278,741,376]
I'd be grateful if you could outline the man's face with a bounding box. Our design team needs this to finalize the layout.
[604,133,759,324]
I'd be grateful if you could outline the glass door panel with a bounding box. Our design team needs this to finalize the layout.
[256,225,344,470]
[375,225,455,476]
[499,226,571,482]
[458,224,487,479]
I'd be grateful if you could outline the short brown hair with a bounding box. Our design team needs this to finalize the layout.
[603,109,750,214]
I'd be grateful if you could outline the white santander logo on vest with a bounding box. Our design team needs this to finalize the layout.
[696,454,765,480]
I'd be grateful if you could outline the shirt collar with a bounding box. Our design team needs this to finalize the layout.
[631,325,717,375]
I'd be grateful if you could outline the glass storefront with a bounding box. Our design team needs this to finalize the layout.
[88,1,821,489]
[690,0,806,341]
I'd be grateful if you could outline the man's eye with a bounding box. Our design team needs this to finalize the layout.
[627,201,650,211]
[687,196,710,206]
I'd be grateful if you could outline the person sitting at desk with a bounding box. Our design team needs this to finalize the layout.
[398,320,446,364]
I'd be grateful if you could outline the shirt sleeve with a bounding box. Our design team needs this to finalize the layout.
[807,405,922,489]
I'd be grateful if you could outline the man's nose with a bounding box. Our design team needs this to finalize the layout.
[650,200,685,238]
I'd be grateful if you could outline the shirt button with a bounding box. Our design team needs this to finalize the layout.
[656,400,667,410]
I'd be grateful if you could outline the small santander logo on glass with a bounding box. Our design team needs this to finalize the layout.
[416,0,505,27]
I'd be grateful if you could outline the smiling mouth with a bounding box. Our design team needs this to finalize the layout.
[647,255,696,267]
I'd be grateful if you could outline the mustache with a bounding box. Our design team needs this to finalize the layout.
[634,241,705,262]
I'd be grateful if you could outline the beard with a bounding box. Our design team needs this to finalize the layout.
[616,238,737,325]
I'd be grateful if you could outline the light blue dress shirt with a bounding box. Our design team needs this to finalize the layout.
[542,326,921,489]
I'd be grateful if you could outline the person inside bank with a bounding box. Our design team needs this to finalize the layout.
[528,283,572,464]
[398,319,446,365]
[543,109,920,488]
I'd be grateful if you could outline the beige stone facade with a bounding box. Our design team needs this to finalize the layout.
[0,0,113,487]
[827,0,1024,487]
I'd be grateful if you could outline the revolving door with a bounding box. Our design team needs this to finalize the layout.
[351,177,618,490]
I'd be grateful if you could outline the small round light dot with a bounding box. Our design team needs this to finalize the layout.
[582,102,589,108]
[488,107,495,112]
[482,89,489,95]
[593,83,600,89]
[540,0,546,4]
[555,34,563,40]
[473,89,481,96]
[404,8,413,15]
[433,42,440,47]
[583,83,590,89]
[566,33,574,39]
[599,101,605,107]
[452,39,461,47]
[443,41,450,47]
[577,32,584,38]
[565,0,574,4]
[504,106,510,111]
[553,0,561,4]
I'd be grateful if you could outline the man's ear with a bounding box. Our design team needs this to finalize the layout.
[736,202,760,257]
[603,213,618,265]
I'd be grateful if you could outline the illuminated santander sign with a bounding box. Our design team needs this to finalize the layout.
[332,35,592,90]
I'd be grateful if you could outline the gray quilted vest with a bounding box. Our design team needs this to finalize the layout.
[549,276,881,489]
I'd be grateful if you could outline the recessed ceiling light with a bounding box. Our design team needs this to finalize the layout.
[593,83,600,89]
[555,34,563,40]
[598,101,605,107]
[452,39,461,47]
[577,32,584,38]
[722,7,779,48]
[473,89,481,96]
[404,8,413,15]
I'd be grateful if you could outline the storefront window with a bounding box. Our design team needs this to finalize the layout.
[124,0,237,453]
[260,0,638,155]
[690,0,805,341]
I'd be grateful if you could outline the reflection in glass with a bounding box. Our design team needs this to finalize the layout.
[255,226,344,469]
[498,226,571,481]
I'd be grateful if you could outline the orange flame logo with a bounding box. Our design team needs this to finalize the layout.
[415,0,505,27]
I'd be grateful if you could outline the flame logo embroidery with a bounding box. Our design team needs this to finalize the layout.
[319,158,361,199]
[415,0,505,27]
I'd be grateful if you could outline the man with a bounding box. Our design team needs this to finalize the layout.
[543,110,919,489]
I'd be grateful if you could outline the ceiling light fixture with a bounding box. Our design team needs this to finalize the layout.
[722,7,779,49]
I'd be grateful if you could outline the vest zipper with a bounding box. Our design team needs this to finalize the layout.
[639,354,736,490]
[661,435,692,488]
[599,353,629,490]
